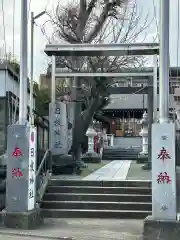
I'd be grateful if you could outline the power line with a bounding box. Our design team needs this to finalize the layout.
[152,0,159,42]
[1,0,7,58]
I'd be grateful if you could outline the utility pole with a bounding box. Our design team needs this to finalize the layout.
[19,0,28,124]
[3,0,41,229]
[30,11,46,125]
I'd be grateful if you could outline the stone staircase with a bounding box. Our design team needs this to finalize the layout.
[41,179,152,219]
[102,147,140,160]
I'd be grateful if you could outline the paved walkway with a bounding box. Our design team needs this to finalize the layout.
[0,218,143,240]
[126,162,151,180]
[83,160,132,180]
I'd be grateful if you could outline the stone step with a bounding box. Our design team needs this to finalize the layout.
[102,157,138,161]
[49,179,151,188]
[103,148,139,151]
[103,152,138,155]
[41,200,152,211]
[103,150,139,153]
[46,186,151,195]
[102,157,138,160]
[102,155,138,158]
[44,193,152,202]
[42,208,151,219]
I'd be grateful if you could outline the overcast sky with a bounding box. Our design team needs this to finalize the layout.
[0,0,179,82]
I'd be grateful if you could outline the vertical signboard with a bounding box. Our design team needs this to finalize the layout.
[6,125,29,212]
[28,126,37,210]
[152,123,176,220]
[49,102,68,155]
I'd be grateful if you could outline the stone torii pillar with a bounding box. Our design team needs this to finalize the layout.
[142,77,153,170]
[143,1,178,239]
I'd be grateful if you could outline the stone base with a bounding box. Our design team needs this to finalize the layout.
[142,161,151,170]
[1,207,43,229]
[137,153,148,164]
[143,215,180,240]
[82,152,101,163]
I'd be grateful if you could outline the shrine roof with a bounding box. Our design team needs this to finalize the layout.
[104,94,175,110]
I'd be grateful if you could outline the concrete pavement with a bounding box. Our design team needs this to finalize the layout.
[83,160,132,180]
[0,218,143,240]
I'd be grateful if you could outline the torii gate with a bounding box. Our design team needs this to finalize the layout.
[44,39,178,238]
[45,43,159,167]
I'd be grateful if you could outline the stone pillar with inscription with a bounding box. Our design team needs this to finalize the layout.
[49,102,68,170]
[1,124,43,229]
[49,102,68,155]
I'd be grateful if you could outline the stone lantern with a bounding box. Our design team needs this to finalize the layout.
[82,126,101,163]
[137,111,148,163]
[86,127,97,153]
[102,128,108,148]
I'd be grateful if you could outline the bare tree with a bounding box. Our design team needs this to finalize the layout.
[42,0,153,163]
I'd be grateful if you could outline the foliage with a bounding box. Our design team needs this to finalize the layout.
[7,52,20,75]
[33,82,50,116]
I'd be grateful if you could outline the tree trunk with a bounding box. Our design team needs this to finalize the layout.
[72,76,83,168]
[72,144,81,162]
[73,94,103,149]
[72,143,82,173]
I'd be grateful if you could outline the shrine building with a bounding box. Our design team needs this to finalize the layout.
[98,67,180,148]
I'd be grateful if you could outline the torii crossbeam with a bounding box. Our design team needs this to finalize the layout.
[44,42,159,56]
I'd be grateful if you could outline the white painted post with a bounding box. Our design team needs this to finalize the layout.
[19,0,28,124]
[151,0,176,220]
[139,112,148,155]
[153,54,158,122]
[86,127,97,153]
